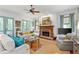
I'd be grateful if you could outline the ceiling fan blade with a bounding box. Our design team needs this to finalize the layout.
[29,11,35,15]
[34,11,40,13]
[25,11,30,13]
[24,5,40,15]
[32,12,35,15]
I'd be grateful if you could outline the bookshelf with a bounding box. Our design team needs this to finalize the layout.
[15,20,21,35]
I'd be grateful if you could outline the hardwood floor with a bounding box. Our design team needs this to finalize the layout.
[31,38,70,54]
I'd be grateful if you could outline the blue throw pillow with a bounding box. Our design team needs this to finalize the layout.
[9,35,24,47]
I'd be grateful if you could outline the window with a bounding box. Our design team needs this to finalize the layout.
[60,13,74,32]
[0,16,14,35]
[22,21,27,31]
[63,16,71,28]
[6,18,14,35]
[22,20,35,32]
[0,17,4,32]
[7,18,13,30]
[35,20,39,31]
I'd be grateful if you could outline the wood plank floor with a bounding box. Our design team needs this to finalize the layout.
[31,38,70,54]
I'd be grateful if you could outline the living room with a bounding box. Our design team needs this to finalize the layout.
[0,5,79,54]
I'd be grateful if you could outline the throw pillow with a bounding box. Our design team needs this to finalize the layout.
[64,33,71,40]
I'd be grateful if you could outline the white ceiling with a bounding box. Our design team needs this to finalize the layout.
[0,5,79,14]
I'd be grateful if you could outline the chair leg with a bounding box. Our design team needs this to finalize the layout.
[70,50,73,54]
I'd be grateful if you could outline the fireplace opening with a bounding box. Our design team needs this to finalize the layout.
[42,31,49,37]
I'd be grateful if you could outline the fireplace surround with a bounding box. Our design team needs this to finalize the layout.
[39,26,54,40]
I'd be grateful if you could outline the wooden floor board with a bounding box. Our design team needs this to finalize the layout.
[31,38,70,54]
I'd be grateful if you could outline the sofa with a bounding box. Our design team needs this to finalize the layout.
[0,44,30,54]
[56,34,73,51]
[0,34,30,54]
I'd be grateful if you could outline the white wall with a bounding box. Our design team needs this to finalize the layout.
[0,9,22,20]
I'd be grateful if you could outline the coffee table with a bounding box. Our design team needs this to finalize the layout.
[25,37,40,50]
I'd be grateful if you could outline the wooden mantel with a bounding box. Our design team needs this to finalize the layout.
[39,26,54,40]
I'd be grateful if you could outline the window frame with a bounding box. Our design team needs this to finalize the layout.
[63,16,71,28]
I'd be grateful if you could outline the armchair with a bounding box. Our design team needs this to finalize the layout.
[56,34,73,51]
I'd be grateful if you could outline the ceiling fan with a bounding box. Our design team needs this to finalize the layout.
[24,5,40,15]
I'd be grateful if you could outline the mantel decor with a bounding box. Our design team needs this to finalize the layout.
[41,16,52,26]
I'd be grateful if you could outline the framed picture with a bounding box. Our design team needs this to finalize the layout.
[42,16,51,26]
[15,21,21,27]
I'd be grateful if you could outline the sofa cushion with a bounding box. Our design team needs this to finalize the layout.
[0,34,15,51]
[57,34,66,40]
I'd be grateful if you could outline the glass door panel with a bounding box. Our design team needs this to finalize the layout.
[26,21,31,31]
[0,17,4,33]
[22,20,36,32]
[22,21,27,32]
[6,18,14,36]
[7,19,13,30]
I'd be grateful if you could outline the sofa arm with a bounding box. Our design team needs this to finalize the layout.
[14,44,30,54]
[16,44,29,49]
[0,50,9,54]
[63,40,73,44]
[0,44,30,54]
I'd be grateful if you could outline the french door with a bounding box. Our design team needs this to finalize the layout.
[22,20,27,32]
[5,18,14,35]
[0,16,14,36]
[0,17,4,33]
[22,20,35,32]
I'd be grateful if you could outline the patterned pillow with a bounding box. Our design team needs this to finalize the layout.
[65,33,72,40]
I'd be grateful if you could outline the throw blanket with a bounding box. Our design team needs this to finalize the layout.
[9,35,24,47]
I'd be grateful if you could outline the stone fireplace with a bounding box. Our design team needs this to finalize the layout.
[39,26,54,40]
[39,16,54,40]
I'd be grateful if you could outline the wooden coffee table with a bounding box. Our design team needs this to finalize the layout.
[25,38,40,50]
